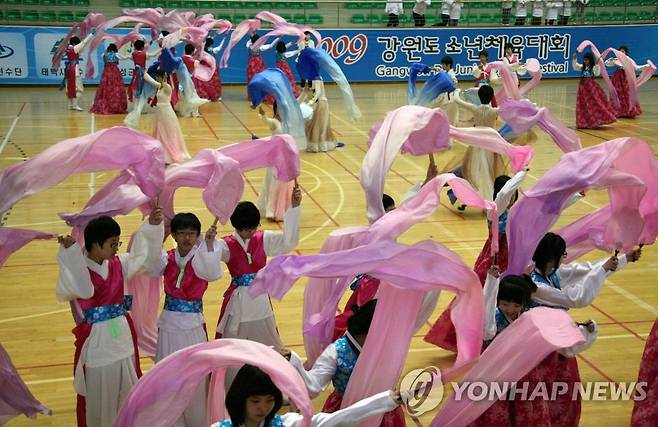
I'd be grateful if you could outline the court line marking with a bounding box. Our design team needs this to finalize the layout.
[0,308,71,324]
[0,102,26,155]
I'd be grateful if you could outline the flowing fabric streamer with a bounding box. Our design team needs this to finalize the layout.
[0,228,55,268]
[52,13,106,69]
[506,137,658,275]
[61,135,300,228]
[114,339,313,427]
[0,343,52,424]
[363,106,532,223]
[578,40,620,109]
[488,58,542,103]
[499,98,582,153]
[249,239,483,427]
[248,68,307,149]
[252,174,492,367]
[407,63,456,107]
[430,307,585,427]
[297,48,361,121]
[600,47,639,109]
[0,126,165,217]
[636,59,657,87]
[219,19,260,68]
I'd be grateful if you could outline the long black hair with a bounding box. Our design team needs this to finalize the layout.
[583,52,595,72]
[225,365,283,427]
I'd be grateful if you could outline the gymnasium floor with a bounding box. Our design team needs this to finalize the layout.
[0,78,657,426]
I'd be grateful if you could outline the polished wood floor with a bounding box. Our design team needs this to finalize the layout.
[1,78,657,426]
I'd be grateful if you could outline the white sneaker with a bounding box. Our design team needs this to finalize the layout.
[72,105,84,111]
[306,143,319,153]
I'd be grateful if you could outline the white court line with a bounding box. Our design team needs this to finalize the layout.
[0,308,70,324]
[298,158,345,244]
[0,107,23,155]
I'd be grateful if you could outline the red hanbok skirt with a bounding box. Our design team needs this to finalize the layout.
[90,63,127,114]
[424,232,508,351]
[276,59,300,97]
[611,69,642,118]
[631,318,658,426]
[575,77,617,129]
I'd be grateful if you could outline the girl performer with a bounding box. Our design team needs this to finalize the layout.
[285,301,407,427]
[212,364,404,427]
[90,43,128,115]
[469,268,598,426]
[246,35,281,97]
[195,36,226,102]
[572,51,617,129]
[256,104,294,222]
[605,46,652,118]
[145,70,191,164]
[126,39,161,103]
[61,33,94,111]
[273,41,300,97]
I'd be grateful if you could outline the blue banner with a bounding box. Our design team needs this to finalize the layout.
[0,24,656,84]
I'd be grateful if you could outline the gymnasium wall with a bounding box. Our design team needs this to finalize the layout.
[0,24,657,84]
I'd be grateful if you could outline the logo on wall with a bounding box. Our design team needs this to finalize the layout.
[318,34,368,65]
[0,44,15,59]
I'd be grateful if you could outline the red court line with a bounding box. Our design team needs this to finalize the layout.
[201,112,220,140]
[576,353,615,383]
[325,151,361,181]
[220,101,255,137]
[590,304,646,342]
[297,181,340,227]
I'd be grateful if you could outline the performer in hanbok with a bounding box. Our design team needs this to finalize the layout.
[195,36,226,102]
[90,43,128,115]
[56,211,164,427]
[145,70,191,164]
[256,104,295,222]
[272,41,300,97]
[285,301,407,427]
[126,39,161,103]
[61,33,94,111]
[605,46,652,118]
[468,267,598,427]
[214,190,302,349]
[573,51,617,129]
[211,364,403,427]
[152,212,222,427]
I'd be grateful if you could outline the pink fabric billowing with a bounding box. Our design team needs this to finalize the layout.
[0,227,55,268]
[488,58,542,103]
[600,47,639,110]
[52,13,107,69]
[251,15,322,52]
[114,339,312,427]
[506,137,658,275]
[499,98,582,153]
[0,126,165,218]
[637,60,657,87]
[157,149,243,223]
[363,106,532,223]
[249,239,483,427]
[220,19,260,68]
[0,343,52,424]
[430,307,585,427]
[252,174,490,369]
[578,40,620,110]
[218,134,301,182]
[60,135,300,228]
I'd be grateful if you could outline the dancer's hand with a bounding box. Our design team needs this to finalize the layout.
[626,247,642,262]
[57,235,76,249]
[488,265,500,278]
[603,255,619,272]
[205,225,217,251]
[278,348,292,360]
[149,207,164,225]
